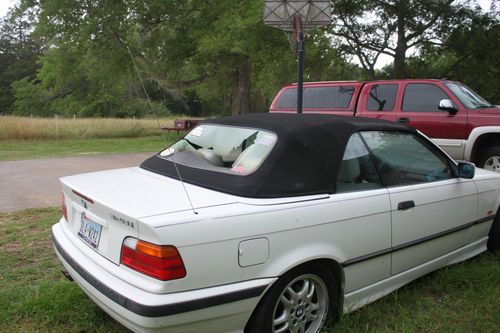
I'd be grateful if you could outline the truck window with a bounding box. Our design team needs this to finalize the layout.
[276,86,355,109]
[276,88,296,108]
[445,82,492,109]
[367,84,398,111]
[402,83,449,112]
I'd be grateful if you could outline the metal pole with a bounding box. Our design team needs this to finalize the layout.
[294,16,304,114]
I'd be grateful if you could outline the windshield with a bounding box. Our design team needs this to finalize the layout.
[445,82,492,109]
[159,124,278,175]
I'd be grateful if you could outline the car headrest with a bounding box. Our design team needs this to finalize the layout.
[197,148,224,167]
[337,158,360,183]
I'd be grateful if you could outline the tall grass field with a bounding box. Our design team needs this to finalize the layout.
[0,116,194,160]
[0,116,193,140]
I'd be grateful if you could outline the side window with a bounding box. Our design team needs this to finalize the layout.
[304,86,355,109]
[360,131,453,186]
[276,86,355,109]
[402,83,449,112]
[276,88,296,108]
[367,84,398,111]
[336,133,382,193]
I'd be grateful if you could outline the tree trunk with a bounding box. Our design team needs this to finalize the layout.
[394,1,408,78]
[231,55,251,115]
[365,66,376,80]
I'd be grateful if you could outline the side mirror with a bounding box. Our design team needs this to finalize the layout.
[458,162,475,179]
[439,99,458,115]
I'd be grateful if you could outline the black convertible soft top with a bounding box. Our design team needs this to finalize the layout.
[140,113,417,198]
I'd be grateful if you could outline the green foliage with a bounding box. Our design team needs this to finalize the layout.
[0,5,41,114]
[390,11,500,103]
[443,12,500,103]
[0,0,498,116]
[5,0,355,116]
[330,0,491,79]
[12,78,49,116]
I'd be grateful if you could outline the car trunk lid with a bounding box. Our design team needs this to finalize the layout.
[60,167,235,264]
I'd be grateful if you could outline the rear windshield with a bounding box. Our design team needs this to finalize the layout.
[277,86,355,109]
[159,124,277,175]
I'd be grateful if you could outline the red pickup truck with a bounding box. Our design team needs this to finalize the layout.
[270,79,500,171]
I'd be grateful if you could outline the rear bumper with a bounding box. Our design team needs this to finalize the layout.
[52,222,274,333]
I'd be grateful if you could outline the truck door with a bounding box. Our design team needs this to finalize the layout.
[356,82,399,122]
[398,82,467,140]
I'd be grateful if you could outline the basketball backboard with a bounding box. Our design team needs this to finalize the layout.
[263,0,331,32]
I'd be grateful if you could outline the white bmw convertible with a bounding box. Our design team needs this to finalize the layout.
[52,114,500,333]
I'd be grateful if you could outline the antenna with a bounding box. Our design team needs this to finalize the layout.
[126,45,198,215]
[170,151,198,215]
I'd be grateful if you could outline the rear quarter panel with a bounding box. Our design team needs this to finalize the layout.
[139,190,392,294]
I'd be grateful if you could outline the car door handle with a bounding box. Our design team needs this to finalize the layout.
[397,117,410,123]
[398,200,415,210]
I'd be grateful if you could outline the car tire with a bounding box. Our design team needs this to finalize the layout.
[487,210,500,251]
[245,263,339,333]
[478,147,500,172]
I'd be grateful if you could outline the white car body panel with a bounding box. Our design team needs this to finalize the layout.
[61,167,238,264]
[52,149,500,333]
[343,237,488,313]
[388,178,477,274]
[140,188,391,293]
[53,221,274,333]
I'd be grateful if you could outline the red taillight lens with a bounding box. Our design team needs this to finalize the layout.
[61,193,68,222]
[120,238,186,281]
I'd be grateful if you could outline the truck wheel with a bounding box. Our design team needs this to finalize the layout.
[478,147,500,172]
[245,264,339,333]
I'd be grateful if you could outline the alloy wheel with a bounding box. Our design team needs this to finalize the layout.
[272,274,329,333]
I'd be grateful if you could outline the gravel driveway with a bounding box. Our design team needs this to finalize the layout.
[0,152,153,212]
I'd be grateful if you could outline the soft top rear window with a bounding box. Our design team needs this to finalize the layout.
[277,86,355,109]
[159,124,277,176]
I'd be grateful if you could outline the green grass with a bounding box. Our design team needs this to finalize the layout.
[0,208,124,332]
[0,133,181,161]
[0,208,498,332]
[330,252,500,332]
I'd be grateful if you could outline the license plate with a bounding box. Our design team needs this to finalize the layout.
[78,214,102,249]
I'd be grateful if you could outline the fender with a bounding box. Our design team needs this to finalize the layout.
[464,126,500,161]
[258,241,348,306]
[260,241,347,280]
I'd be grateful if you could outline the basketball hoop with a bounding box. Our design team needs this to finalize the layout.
[263,1,331,114]
[263,1,331,33]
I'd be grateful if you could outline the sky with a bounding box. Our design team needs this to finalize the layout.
[0,0,17,19]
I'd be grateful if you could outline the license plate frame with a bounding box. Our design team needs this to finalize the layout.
[78,214,102,249]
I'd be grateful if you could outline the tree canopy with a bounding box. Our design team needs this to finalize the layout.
[0,0,498,118]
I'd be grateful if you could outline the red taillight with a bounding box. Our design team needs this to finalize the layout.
[120,238,186,281]
[61,193,68,221]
